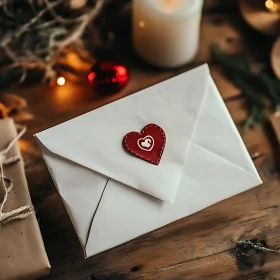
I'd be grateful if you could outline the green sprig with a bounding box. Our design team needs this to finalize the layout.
[212,45,280,133]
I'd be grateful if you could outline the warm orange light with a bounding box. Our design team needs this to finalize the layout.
[265,0,280,12]
[18,139,28,151]
[139,21,145,27]
[161,0,180,13]
[266,0,274,8]
[57,76,65,86]
[67,52,86,70]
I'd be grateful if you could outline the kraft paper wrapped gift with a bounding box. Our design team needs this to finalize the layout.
[0,119,50,280]
[35,64,262,258]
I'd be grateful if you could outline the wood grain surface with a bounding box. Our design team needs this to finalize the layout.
[6,1,280,279]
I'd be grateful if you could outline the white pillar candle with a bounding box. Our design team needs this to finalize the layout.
[132,0,203,68]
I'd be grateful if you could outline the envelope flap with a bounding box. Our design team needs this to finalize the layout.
[192,76,261,179]
[36,140,108,248]
[35,65,210,203]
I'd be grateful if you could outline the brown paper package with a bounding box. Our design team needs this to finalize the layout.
[0,119,50,280]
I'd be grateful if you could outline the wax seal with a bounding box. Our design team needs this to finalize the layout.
[124,124,166,165]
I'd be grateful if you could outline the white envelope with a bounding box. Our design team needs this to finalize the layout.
[35,64,262,258]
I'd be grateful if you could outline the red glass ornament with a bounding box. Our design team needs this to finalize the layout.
[88,60,129,93]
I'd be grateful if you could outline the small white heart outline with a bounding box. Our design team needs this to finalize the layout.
[137,135,154,151]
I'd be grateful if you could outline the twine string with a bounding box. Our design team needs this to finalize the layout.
[0,125,34,227]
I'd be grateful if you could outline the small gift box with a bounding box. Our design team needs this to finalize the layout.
[35,64,262,258]
[0,118,50,279]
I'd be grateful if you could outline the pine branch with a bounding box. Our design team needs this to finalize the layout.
[212,45,280,132]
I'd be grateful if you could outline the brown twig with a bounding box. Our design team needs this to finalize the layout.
[42,0,84,24]
[35,19,58,29]
[57,0,107,49]
[15,0,64,38]
[2,0,14,17]
[0,0,109,89]
[1,41,17,62]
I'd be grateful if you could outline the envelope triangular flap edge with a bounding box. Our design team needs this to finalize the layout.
[192,77,262,180]
[84,73,263,257]
[35,64,211,202]
[35,140,108,249]
[34,65,263,258]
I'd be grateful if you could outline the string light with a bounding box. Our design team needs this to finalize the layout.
[56,76,66,86]
[265,0,280,12]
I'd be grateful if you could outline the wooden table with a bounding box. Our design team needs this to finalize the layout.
[9,1,280,279]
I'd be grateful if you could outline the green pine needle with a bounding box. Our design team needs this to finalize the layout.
[212,45,280,133]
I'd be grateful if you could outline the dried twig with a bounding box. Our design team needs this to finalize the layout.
[2,0,14,17]
[57,0,106,49]
[15,0,63,38]
[0,0,109,89]
[234,239,279,257]
[42,0,83,24]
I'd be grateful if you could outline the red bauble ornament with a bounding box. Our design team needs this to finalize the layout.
[88,60,129,93]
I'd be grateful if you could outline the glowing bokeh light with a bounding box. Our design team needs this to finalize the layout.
[57,77,66,86]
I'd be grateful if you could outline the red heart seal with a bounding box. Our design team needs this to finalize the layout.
[123,124,166,165]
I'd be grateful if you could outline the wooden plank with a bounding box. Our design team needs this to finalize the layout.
[211,66,241,99]
[37,158,280,280]
[132,239,280,280]
[5,6,278,280]
[21,86,278,279]
[226,99,275,158]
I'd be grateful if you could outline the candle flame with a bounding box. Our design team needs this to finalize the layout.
[161,0,180,13]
